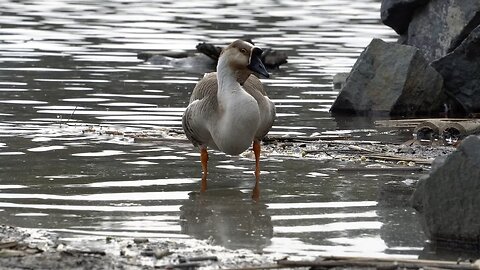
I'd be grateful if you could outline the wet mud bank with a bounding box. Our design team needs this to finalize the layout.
[3,224,479,270]
[0,225,278,269]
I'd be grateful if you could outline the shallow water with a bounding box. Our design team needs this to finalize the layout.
[0,0,430,259]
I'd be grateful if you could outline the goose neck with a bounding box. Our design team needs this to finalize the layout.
[216,57,242,95]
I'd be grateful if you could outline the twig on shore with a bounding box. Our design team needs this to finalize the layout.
[337,166,424,172]
[276,256,480,270]
[221,265,288,270]
[66,106,78,125]
[365,154,433,165]
[262,135,352,144]
[375,118,474,128]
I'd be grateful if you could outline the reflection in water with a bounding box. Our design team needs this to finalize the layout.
[419,243,480,261]
[378,208,425,255]
[180,189,272,250]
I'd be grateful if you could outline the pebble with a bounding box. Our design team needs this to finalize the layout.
[133,238,149,244]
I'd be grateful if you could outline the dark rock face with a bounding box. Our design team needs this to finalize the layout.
[380,0,430,35]
[411,135,480,249]
[401,0,480,62]
[432,25,480,114]
[330,39,444,116]
[448,11,480,52]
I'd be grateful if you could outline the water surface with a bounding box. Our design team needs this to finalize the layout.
[0,0,429,258]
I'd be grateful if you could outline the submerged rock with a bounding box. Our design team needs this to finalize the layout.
[431,25,480,115]
[380,0,430,35]
[330,38,444,117]
[401,0,480,62]
[411,135,480,249]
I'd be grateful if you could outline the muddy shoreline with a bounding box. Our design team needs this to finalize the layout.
[0,224,282,269]
[87,124,456,166]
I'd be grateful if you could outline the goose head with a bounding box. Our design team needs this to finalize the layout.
[219,39,269,85]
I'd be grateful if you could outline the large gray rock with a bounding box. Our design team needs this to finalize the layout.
[411,135,480,248]
[330,38,444,117]
[431,25,480,114]
[402,0,480,62]
[381,0,430,35]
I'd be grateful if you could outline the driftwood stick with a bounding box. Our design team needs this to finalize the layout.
[0,241,18,249]
[221,265,287,270]
[277,257,480,270]
[262,135,350,144]
[337,166,424,172]
[156,262,201,269]
[348,145,376,153]
[133,137,188,143]
[321,140,382,145]
[365,154,433,164]
[375,118,474,128]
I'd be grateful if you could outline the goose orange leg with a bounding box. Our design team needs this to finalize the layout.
[252,140,261,200]
[200,147,208,193]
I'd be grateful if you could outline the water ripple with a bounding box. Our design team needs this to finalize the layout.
[0,0,425,258]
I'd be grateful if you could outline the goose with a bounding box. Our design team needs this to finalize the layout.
[137,40,288,71]
[182,39,276,200]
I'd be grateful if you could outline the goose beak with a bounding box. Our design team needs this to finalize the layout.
[248,47,269,79]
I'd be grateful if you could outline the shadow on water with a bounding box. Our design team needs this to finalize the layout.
[180,189,272,250]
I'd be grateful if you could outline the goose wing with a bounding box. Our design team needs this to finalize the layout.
[188,72,217,103]
[182,73,219,148]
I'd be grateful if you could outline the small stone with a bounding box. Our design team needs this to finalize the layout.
[105,236,114,243]
[154,248,172,259]
[133,238,149,244]
[140,248,155,257]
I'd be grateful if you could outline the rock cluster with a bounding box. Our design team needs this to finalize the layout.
[331,0,480,117]
[330,0,480,251]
